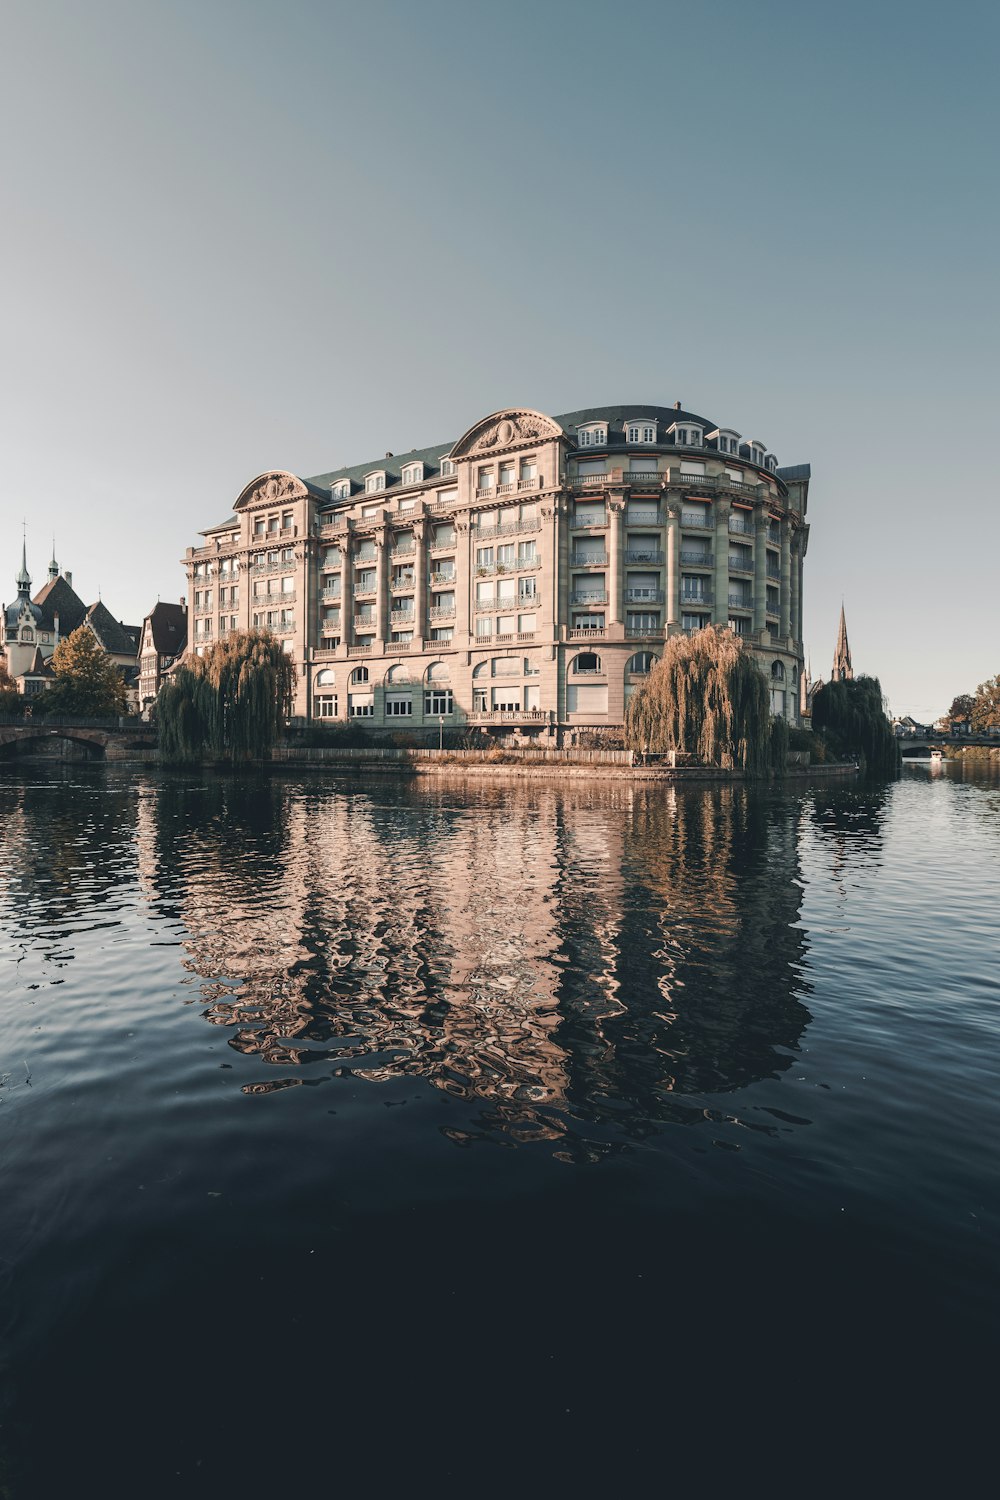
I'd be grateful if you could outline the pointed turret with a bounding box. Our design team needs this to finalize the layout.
[49,541,59,581]
[831,605,853,682]
[16,541,31,595]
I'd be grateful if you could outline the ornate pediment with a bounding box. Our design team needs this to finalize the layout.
[234,471,310,511]
[450,408,563,459]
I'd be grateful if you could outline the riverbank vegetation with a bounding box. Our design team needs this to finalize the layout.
[157,631,294,764]
[624,626,783,776]
[810,676,900,776]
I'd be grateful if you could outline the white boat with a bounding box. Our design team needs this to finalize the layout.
[930,749,944,763]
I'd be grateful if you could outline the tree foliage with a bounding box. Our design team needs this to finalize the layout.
[624,626,773,776]
[810,675,899,776]
[157,631,295,764]
[947,693,975,723]
[971,676,1000,732]
[41,627,128,717]
[0,659,20,714]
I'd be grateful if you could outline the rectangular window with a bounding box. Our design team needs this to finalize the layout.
[475,617,492,638]
[499,464,515,486]
[281,576,294,594]
[356,540,376,561]
[492,687,521,711]
[384,694,413,716]
[573,501,605,526]
[390,631,413,644]
[518,613,536,633]
[518,579,537,602]
[519,460,537,481]
[497,544,515,567]
[357,570,376,592]
[573,613,605,630]
[254,519,265,536]
[477,467,494,490]
[496,615,516,635]
[268,516,279,533]
[517,541,537,566]
[315,695,337,719]
[348,694,374,717]
[473,688,488,713]
[729,617,748,637]
[627,611,661,632]
[281,512,293,529]
[519,502,537,524]
[628,458,658,475]
[322,547,341,568]
[682,613,709,631]
[567,683,609,714]
[627,502,660,524]
[425,689,454,715]
[476,581,493,604]
[436,487,458,506]
[726,468,744,482]
[431,627,453,642]
[680,461,706,476]
[476,547,494,569]
[497,578,516,602]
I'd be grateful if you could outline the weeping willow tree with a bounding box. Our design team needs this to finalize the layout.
[624,626,773,776]
[157,631,295,765]
[811,675,900,777]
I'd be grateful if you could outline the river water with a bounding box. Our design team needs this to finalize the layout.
[1,762,998,1492]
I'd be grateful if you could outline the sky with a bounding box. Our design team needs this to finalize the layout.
[1,0,997,719]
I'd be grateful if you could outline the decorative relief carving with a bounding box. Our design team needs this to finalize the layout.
[453,408,563,458]
[235,471,308,511]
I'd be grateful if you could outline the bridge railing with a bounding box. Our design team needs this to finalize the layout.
[0,714,151,731]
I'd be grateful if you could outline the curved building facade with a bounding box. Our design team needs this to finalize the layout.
[183,402,810,735]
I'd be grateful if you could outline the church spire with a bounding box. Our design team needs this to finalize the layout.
[49,539,59,581]
[831,604,853,682]
[16,538,31,594]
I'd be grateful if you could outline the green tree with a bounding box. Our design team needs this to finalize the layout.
[971,676,1000,732]
[157,630,294,764]
[947,693,975,723]
[41,627,127,718]
[624,625,773,776]
[0,659,21,714]
[811,675,899,777]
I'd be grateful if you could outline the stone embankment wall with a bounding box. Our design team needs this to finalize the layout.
[271,745,857,782]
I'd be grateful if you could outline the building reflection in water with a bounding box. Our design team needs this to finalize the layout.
[137,774,821,1157]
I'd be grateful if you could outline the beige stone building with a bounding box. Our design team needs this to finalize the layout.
[183,403,810,737]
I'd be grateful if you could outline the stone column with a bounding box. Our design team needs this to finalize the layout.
[780,519,792,640]
[543,502,561,641]
[413,518,427,649]
[340,528,352,649]
[375,524,390,648]
[790,529,802,647]
[753,503,769,635]
[713,498,731,626]
[454,516,472,647]
[607,493,624,629]
[665,502,680,629]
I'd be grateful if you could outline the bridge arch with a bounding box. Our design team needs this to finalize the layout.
[0,728,108,761]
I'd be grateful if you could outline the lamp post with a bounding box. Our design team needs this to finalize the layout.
[439,715,444,752]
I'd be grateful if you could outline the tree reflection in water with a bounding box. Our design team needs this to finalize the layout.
[134,774,831,1156]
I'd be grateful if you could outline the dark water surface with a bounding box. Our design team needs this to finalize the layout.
[1,763,998,1492]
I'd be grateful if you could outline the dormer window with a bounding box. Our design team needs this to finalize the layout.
[331,480,350,499]
[745,442,766,467]
[708,429,742,456]
[578,423,607,447]
[439,458,455,477]
[669,422,703,448]
[765,454,778,472]
[626,420,657,444]
[401,462,424,485]
[364,471,386,494]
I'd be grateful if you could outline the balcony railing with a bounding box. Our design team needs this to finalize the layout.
[680,550,712,566]
[570,512,608,529]
[625,626,665,639]
[429,605,455,620]
[391,574,416,590]
[680,513,712,529]
[430,570,456,585]
[347,645,372,657]
[728,517,753,535]
[193,604,213,616]
[766,567,781,581]
[573,551,609,567]
[681,591,712,606]
[466,709,548,724]
[518,477,541,491]
[625,588,664,603]
[568,627,606,640]
[390,543,415,557]
[429,535,457,552]
[728,594,752,609]
[496,482,515,495]
[570,590,609,605]
[354,615,376,630]
[627,511,667,526]
[354,586,376,601]
[728,557,754,575]
[320,585,342,600]
[473,518,541,539]
[624,550,664,565]
[390,609,415,625]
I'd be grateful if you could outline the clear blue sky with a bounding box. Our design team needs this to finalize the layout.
[2,0,997,718]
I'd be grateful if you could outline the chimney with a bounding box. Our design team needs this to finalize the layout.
[65,571,72,588]
[674,401,682,410]
[180,598,185,608]
[385,451,393,458]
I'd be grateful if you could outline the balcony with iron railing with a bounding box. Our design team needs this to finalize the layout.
[354,615,376,631]
[680,550,712,566]
[625,588,665,604]
[728,517,753,535]
[429,535,457,552]
[680,512,712,529]
[390,542,415,558]
[625,626,665,639]
[430,570,456,586]
[353,586,376,602]
[766,566,781,581]
[572,551,609,567]
[728,557,754,576]
[624,549,664,565]
[193,603,214,617]
[728,594,753,609]
[466,709,549,724]
[681,590,712,606]
[570,590,609,605]
[320,585,342,600]
[429,604,456,620]
[348,645,372,656]
[390,607,415,625]
[473,518,541,539]
[391,573,416,590]
[570,511,608,529]
[626,511,667,527]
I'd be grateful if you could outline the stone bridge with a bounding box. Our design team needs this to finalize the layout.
[0,718,158,761]
[898,734,999,757]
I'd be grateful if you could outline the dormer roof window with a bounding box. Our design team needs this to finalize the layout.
[364,471,386,494]
[707,428,741,456]
[577,422,607,447]
[401,462,424,485]
[668,422,703,447]
[439,458,456,477]
[744,441,766,467]
[331,480,350,499]
[626,420,657,444]
[765,454,778,472]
